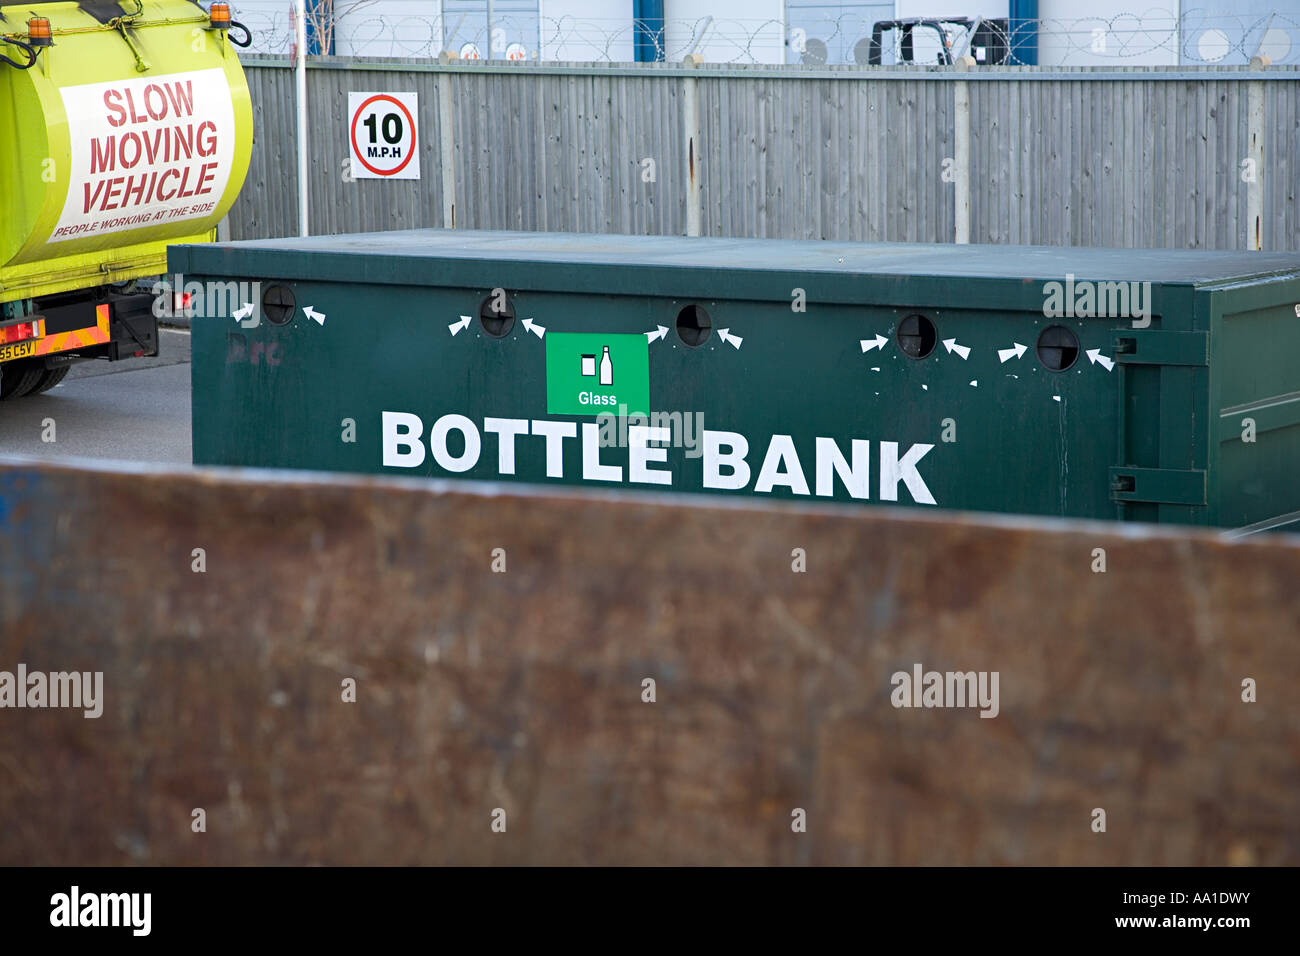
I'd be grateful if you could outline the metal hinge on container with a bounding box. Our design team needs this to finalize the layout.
[1109,466,1207,505]
[1112,329,1209,366]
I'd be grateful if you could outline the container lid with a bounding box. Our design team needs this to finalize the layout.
[171,229,1300,305]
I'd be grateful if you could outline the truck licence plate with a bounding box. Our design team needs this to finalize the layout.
[0,341,37,363]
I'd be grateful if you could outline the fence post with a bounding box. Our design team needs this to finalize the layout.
[295,0,309,236]
[1246,55,1268,251]
[682,54,703,237]
[438,52,458,229]
[953,56,974,245]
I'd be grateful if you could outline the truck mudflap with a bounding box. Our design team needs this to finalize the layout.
[100,291,161,361]
[0,290,158,399]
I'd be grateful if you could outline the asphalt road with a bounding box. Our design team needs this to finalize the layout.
[0,328,192,465]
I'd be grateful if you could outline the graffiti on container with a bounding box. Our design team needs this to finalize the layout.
[226,333,282,366]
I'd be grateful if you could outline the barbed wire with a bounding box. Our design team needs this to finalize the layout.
[229,6,1300,66]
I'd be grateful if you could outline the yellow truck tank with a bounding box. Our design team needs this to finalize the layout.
[1,0,252,301]
[0,0,252,397]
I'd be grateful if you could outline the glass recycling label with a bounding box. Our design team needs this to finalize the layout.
[545,333,650,416]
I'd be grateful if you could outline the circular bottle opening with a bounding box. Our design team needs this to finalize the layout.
[1036,324,1080,371]
[896,313,937,359]
[262,284,296,325]
[478,292,516,338]
[675,304,712,347]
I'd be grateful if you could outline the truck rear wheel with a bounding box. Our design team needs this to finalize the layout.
[0,360,44,399]
[30,365,70,394]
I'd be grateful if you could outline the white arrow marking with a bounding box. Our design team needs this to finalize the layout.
[942,338,971,360]
[998,342,1027,363]
[233,303,255,322]
[1086,348,1115,371]
[449,315,471,335]
[646,325,668,343]
[860,334,888,353]
[304,306,325,326]
[522,317,546,339]
[717,328,743,349]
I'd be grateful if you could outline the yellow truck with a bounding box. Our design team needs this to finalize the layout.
[0,0,252,398]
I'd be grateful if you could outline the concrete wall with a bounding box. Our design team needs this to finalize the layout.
[228,2,1300,65]
[1037,0,1179,68]
[663,0,786,64]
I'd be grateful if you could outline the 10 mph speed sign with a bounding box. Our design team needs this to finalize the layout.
[349,92,420,180]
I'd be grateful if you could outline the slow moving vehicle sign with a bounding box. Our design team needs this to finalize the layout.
[51,69,238,242]
[348,92,420,180]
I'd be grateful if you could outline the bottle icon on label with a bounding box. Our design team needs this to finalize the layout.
[599,345,613,385]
